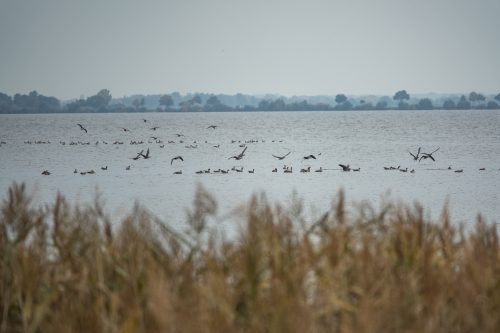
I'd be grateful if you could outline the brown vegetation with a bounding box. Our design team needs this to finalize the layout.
[1,183,499,332]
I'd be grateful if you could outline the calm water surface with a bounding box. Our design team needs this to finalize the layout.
[1,110,499,232]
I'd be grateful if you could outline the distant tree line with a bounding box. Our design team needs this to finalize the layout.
[1,89,500,113]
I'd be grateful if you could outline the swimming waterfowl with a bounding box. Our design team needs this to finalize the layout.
[101,166,107,170]
[150,126,160,131]
[248,169,255,173]
[272,168,278,172]
[400,168,408,172]
[352,168,360,172]
[303,154,316,160]
[300,166,311,173]
[41,170,51,175]
[126,165,131,170]
[479,168,486,171]
[173,170,182,175]
[454,169,463,173]
[207,125,217,129]
[315,167,323,172]
[284,167,293,173]
[74,169,78,174]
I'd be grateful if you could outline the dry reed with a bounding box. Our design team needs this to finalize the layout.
[1,182,499,332]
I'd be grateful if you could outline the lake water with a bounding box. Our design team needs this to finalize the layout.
[1,110,499,233]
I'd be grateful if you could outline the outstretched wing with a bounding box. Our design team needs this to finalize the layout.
[339,164,347,169]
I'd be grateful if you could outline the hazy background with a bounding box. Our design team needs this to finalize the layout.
[1,0,499,99]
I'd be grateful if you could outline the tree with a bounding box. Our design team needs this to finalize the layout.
[494,93,500,103]
[486,101,499,109]
[456,95,471,109]
[393,90,410,106]
[335,94,347,104]
[159,94,174,110]
[190,95,202,104]
[86,89,112,109]
[443,100,456,110]
[132,97,145,110]
[375,100,388,109]
[416,98,433,110]
[469,91,485,108]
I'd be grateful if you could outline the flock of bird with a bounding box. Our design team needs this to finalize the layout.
[0,118,495,176]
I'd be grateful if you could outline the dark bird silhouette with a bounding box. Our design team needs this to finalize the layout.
[272,151,291,160]
[132,150,144,160]
[142,119,148,123]
[77,124,87,133]
[248,169,254,173]
[419,147,439,162]
[272,168,278,172]
[101,166,108,170]
[150,126,160,131]
[315,167,323,172]
[409,147,421,161]
[479,168,486,171]
[303,154,316,160]
[126,165,131,170]
[175,133,184,137]
[173,170,182,175]
[120,127,131,132]
[41,170,51,175]
[140,148,151,159]
[171,156,184,165]
[207,125,217,129]
[454,169,463,173]
[339,164,351,171]
[229,146,248,160]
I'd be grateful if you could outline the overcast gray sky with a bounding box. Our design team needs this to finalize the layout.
[0,0,499,99]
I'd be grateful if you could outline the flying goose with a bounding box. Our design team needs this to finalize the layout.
[272,152,291,160]
[171,156,184,165]
[419,147,440,162]
[408,147,421,161]
[139,148,151,159]
[132,150,144,160]
[207,125,217,129]
[229,146,247,160]
[303,154,316,160]
[77,124,87,133]
[339,164,351,171]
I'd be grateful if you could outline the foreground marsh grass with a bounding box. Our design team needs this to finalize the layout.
[1,183,499,332]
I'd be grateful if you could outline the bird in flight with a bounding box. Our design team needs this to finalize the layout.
[303,154,316,160]
[229,146,248,160]
[77,124,87,133]
[171,156,184,165]
[132,150,144,160]
[419,147,439,162]
[339,164,351,171]
[207,125,217,129]
[140,148,151,159]
[408,147,421,161]
[272,151,291,160]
